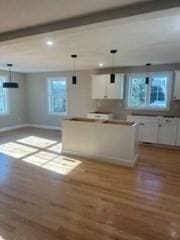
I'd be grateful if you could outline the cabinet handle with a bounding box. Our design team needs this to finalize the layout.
[140,123,144,126]
[159,124,162,127]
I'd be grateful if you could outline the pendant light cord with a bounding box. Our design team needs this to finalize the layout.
[9,65,12,82]
[112,54,114,74]
[73,58,75,76]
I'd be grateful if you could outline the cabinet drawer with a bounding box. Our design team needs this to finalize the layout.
[127,115,159,124]
[87,113,112,120]
[159,118,178,125]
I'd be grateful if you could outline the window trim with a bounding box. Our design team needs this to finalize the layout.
[126,72,172,111]
[47,77,68,116]
[0,76,9,116]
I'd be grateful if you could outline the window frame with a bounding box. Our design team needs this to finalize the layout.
[126,72,172,111]
[47,77,68,116]
[0,76,9,116]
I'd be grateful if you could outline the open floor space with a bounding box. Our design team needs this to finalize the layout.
[0,128,179,240]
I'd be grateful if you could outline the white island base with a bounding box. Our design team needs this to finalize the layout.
[62,118,139,167]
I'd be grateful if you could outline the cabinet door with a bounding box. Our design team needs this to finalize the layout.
[158,123,177,145]
[139,122,158,143]
[174,71,180,100]
[176,121,180,146]
[106,74,124,99]
[92,75,107,99]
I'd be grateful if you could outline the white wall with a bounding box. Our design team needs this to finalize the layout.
[0,71,27,129]
[25,70,95,127]
[1,63,180,130]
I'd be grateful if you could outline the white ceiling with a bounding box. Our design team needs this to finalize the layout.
[0,0,145,33]
[0,7,180,73]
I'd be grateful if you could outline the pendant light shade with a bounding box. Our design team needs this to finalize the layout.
[110,50,117,84]
[110,73,115,83]
[3,82,19,88]
[72,75,77,85]
[71,55,78,84]
[145,63,151,85]
[3,64,19,88]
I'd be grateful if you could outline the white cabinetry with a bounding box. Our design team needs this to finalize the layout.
[92,74,107,99]
[87,113,113,120]
[176,120,180,146]
[158,118,178,146]
[91,74,124,99]
[174,71,180,100]
[127,115,179,146]
[127,116,159,143]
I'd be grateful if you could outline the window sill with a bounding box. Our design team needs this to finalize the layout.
[126,107,169,112]
[0,112,9,116]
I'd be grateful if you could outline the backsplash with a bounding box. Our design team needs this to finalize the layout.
[95,99,180,120]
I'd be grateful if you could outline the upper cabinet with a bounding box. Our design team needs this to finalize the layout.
[91,74,124,99]
[92,74,107,99]
[173,71,180,100]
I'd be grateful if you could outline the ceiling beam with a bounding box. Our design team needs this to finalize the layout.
[0,0,180,42]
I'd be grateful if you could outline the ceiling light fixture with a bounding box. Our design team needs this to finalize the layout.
[99,63,104,67]
[46,40,54,46]
[110,49,117,83]
[145,63,151,85]
[71,54,78,84]
[3,64,19,88]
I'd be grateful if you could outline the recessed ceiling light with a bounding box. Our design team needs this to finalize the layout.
[46,40,54,46]
[99,63,104,67]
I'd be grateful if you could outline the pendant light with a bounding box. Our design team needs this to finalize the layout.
[145,63,151,85]
[110,50,117,83]
[3,64,19,88]
[71,54,78,84]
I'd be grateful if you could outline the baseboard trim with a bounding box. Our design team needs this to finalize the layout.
[62,149,136,167]
[0,124,28,132]
[0,124,61,132]
[27,124,61,131]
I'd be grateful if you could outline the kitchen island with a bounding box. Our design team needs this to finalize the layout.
[62,118,139,167]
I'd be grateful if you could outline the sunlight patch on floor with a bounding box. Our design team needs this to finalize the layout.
[23,151,58,166]
[0,137,81,175]
[47,143,62,153]
[17,136,57,148]
[0,142,37,158]
[22,152,82,175]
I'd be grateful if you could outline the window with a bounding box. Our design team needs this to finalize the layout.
[48,78,67,115]
[127,72,172,110]
[0,77,8,115]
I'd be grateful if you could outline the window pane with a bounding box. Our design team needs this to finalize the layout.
[127,72,171,110]
[48,79,67,114]
[150,77,167,108]
[128,77,146,107]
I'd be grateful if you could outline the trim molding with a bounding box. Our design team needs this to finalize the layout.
[62,150,136,167]
[0,124,28,132]
[0,124,61,132]
[27,124,61,131]
[0,0,180,42]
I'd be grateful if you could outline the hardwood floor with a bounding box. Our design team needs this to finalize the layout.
[0,127,179,240]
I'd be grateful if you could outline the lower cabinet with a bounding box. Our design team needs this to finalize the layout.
[139,122,159,143]
[158,119,178,146]
[127,116,159,143]
[127,115,179,146]
[176,121,180,146]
